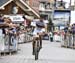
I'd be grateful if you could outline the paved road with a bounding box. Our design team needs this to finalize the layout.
[0,40,75,63]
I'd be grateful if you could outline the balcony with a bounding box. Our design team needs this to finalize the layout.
[39,2,54,11]
[39,0,72,13]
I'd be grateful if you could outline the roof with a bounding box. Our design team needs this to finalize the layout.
[0,0,13,9]
[0,0,9,7]
[0,0,40,18]
[20,0,40,18]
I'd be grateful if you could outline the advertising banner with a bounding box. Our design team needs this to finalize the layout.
[4,14,24,23]
[53,10,70,26]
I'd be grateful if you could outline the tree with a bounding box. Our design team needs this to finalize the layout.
[48,17,54,31]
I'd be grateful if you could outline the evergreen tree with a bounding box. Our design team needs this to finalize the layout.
[48,18,54,31]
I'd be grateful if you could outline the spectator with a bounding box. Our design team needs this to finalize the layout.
[49,31,53,42]
[0,14,4,22]
[31,17,46,55]
[71,24,75,34]
[32,18,45,36]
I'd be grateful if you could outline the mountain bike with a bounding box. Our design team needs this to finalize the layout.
[32,35,42,60]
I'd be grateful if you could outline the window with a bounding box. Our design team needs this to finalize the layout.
[55,1,65,9]
[12,6,18,14]
[39,2,45,10]
[46,3,50,9]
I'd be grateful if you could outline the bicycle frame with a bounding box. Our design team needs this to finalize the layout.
[32,35,42,60]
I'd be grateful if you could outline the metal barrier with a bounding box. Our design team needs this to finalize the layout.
[0,33,18,55]
[0,29,33,55]
[61,33,75,49]
[0,35,5,52]
[18,31,33,44]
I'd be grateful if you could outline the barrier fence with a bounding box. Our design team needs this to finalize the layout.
[0,30,33,55]
[61,33,75,49]
[18,31,33,44]
[0,34,18,55]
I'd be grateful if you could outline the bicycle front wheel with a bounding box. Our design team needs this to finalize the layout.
[35,47,38,60]
[35,40,39,60]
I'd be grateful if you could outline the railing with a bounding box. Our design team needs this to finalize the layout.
[0,33,18,55]
[0,29,33,55]
[18,31,33,44]
[61,32,75,49]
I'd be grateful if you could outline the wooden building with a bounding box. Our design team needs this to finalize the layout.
[0,0,40,18]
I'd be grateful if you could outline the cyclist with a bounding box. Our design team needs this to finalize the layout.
[31,17,46,55]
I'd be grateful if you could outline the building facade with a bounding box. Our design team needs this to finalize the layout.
[24,0,72,31]
[24,0,39,14]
